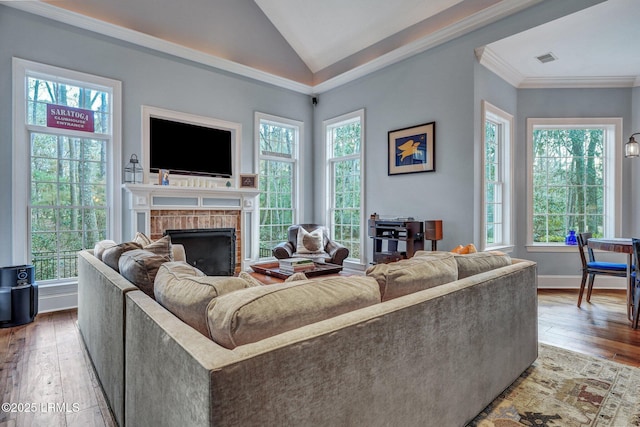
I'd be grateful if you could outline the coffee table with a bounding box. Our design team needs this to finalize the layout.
[250,261,343,280]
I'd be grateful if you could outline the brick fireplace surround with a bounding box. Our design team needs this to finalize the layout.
[150,209,242,273]
[123,183,260,271]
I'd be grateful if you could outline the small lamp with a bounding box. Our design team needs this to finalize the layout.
[625,133,640,158]
[124,154,143,183]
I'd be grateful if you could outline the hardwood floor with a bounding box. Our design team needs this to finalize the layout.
[538,289,640,367]
[0,310,116,427]
[0,289,638,426]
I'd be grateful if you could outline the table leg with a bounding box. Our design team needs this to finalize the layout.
[628,253,634,322]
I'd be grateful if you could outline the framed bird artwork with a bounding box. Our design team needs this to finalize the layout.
[388,121,435,175]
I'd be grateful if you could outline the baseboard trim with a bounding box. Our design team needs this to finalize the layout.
[537,274,627,289]
[38,282,78,313]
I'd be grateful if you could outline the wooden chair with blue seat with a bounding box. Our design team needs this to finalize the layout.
[576,232,628,307]
[629,238,640,329]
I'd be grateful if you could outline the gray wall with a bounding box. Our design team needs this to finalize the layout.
[312,0,612,270]
[0,6,313,264]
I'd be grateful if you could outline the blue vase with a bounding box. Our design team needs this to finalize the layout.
[565,230,578,245]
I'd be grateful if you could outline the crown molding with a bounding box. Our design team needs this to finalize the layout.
[314,0,543,93]
[476,46,640,89]
[5,1,314,94]
[6,0,548,95]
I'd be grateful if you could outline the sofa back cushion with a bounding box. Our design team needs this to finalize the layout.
[207,276,381,349]
[366,252,458,301]
[154,262,259,337]
[119,249,171,298]
[453,251,512,279]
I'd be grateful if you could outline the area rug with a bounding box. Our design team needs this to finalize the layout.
[467,343,640,427]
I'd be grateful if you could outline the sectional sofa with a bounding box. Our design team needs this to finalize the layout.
[78,244,537,427]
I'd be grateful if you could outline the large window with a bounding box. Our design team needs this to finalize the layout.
[527,118,621,246]
[324,109,365,264]
[13,59,121,283]
[256,113,302,258]
[481,101,513,251]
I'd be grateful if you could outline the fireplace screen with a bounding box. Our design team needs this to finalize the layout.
[164,228,236,276]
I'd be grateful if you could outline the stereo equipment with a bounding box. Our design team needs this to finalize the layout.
[0,265,38,328]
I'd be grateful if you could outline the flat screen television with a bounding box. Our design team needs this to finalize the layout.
[149,117,233,178]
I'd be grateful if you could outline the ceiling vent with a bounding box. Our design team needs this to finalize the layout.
[536,52,557,64]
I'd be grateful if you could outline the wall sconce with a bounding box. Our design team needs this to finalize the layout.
[124,154,143,183]
[625,132,640,158]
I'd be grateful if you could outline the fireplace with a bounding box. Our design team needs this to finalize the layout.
[165,228,236,276]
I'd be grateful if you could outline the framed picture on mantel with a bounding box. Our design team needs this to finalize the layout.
[388,121,435,175]
[239,174,258,189]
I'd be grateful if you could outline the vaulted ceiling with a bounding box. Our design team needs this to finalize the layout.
[4,0,639,93]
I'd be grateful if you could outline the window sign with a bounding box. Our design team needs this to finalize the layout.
[46,104,95,132]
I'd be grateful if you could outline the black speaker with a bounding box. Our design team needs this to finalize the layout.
[0,265,39,328]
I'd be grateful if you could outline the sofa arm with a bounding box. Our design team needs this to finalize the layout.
[326,241,349,265]
[273,242,294,259]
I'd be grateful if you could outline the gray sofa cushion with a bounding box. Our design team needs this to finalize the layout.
[366,252,458,301]
[154,262,259,337]
[453,251,512,279]
[119,249,171,298]
[206,276,381,349]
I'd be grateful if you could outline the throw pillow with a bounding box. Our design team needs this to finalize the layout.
[102,242,143,272]
[93,240,117,261]
[296,227,324,254]
[284,272,308,282]
[119,249,171,298]
[133,231,153,247]
[206,276,381,349]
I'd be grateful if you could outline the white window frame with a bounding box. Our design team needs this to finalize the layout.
[12,58,122,269]
[526,117,622,252]
[254,112,303,258]
[481,101,514,252]
[323,109,366,267]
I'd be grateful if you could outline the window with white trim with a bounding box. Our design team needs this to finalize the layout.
[256,113,302,258]
[482,101,513,250]
[13,58,121,283]
[527,118,621,246]
[324,109,365,264]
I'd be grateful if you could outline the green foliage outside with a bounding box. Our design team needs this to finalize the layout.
[532,128,604,243]
[27,77,110,281]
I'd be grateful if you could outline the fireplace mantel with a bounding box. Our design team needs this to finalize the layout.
[122,183,260,270]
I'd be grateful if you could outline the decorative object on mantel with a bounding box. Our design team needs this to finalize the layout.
[159,169,170,186]
[124,154,143,183]
[239,174,258,189]
[624,132,640,158]
[388,121,435,175]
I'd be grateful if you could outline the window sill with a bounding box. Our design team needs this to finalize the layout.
[526,244,580,253]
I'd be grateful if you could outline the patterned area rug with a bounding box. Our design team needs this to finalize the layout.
[468,343,640,427]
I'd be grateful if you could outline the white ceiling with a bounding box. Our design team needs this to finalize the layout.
[5,0,640,92]
[253,0,466,73]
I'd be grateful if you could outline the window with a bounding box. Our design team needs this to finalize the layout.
[481,101,513,251]
[527,118,621,246]
[13,58,121,283]
[324,109,365,265]
[255,113,302,258]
